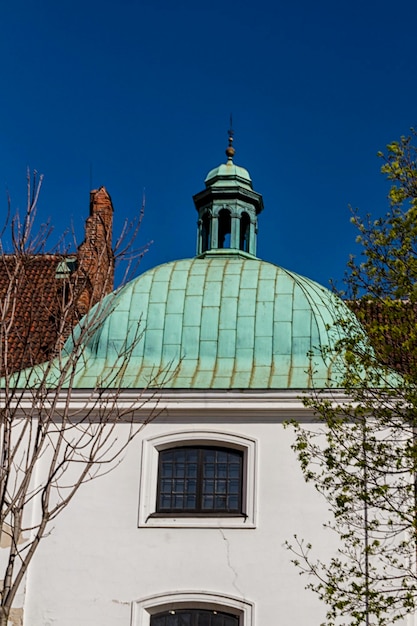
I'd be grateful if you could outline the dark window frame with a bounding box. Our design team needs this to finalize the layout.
[155,445,243,516]
[151,608,240,626]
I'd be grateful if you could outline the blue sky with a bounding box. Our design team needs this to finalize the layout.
[0,0,416,288]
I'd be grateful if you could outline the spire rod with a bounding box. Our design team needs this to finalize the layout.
[225,114,235,162]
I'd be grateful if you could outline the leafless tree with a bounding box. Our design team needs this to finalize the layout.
[0,171,155,626]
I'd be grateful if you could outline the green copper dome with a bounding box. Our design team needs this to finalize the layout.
[58,254,352,389]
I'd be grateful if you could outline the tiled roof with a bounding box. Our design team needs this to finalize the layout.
[0,255,80,374]
[0,186,114,376]
[350,299,417,377]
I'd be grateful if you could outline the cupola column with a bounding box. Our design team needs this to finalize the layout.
[211,215,219,249]
[231,215,240,250]
[197,218,204,255]
[250,221,257,257]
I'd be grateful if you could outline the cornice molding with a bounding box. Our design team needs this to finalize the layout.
[1,388,353,423]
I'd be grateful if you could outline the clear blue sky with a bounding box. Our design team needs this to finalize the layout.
[1,0,416,288]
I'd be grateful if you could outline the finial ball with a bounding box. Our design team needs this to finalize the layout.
[226,145,235,159]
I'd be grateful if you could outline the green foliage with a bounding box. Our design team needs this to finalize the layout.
[288,131,417,626]
[348,130,417,304]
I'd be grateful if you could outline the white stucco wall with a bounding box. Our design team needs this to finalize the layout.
[17,390,342,626]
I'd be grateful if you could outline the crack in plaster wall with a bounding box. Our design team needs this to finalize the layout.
[219,529,245,599]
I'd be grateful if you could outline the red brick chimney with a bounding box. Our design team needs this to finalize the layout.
[76,187,114,316]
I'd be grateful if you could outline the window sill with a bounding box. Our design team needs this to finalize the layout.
[141,514,255,529]
[149,512,247,518]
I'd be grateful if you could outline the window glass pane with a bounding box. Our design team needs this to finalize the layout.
[216,450,228,463]
[203,463,215,478]
[217,464,227,478]
[187,479,197,493]
[216,480,227,494]
[175,449,186,462]
[160,495,172,509]
[185,449,198,462]
[173,479,184,493]
[174,495,184,508]
[205,450,216,463]
[161,480,172,492]
[229,464,240,478]
[228,495,239,509]
[203,479,214,494]
[157,446,242,514]
[202,495,214,509]
[186,494,197,507]
[215,495,227,508]
[161,463,173,478]
[174,463,185,477]
[198,614,210,626]
[186,464,197,478]
[229,479,239,494]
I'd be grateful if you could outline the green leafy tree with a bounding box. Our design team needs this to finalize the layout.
[287,131,417,626]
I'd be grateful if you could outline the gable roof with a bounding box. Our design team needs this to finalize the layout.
[0,187,114,376]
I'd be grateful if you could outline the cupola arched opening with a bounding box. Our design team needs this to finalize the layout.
[218,209,231,249]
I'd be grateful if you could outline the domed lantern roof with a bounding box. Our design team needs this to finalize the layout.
[204,162,253,190]
[204,126,252,188]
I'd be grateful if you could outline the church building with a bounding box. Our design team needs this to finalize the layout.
[13,136,357,626]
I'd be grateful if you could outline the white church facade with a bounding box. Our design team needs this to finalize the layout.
[12,136,359,625]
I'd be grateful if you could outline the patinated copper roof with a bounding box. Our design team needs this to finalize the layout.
[49,255,360,390]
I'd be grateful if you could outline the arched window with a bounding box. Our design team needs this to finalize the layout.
[151,609,239,626]
[239,213,250,252]
[156,446,243,514]
[138,430,257,528]
[218,209,231,249]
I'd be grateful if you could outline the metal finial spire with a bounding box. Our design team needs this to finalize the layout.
[225,114,235,161]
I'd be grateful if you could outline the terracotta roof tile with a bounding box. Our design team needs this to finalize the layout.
[350,300,417,376]
[0,255,80,374]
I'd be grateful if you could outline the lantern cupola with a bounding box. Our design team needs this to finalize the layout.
[193,130,264,257]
